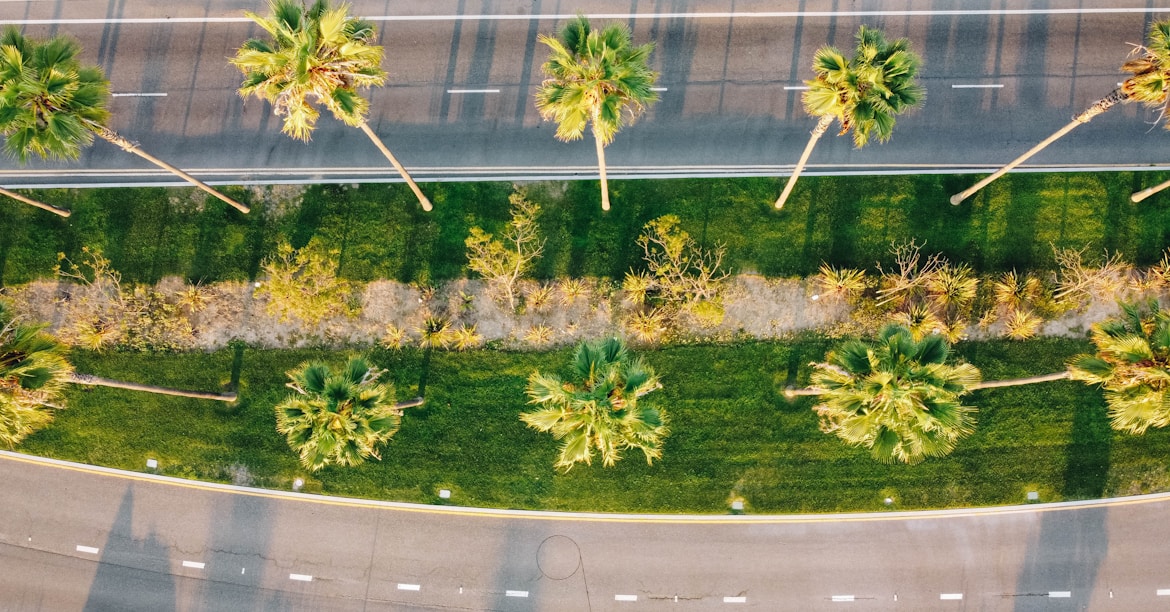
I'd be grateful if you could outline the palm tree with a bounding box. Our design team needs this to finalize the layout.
[535,15,659,212]
[275,357,423,471]
[0,302,234,448]
[522,337,668,470]
[1069,301,1170,434]
[232,0,432,211]
[775,25,924,209]
[808,324,980,464]
[952,20,1170,205]
[0,27,249,214]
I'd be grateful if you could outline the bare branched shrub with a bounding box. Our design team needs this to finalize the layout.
[257,238,358,326]
[625,215,730,339]
[465,191,545,310]
[875,240,945,307]
[1053,246,1133,307]
[54,247,126,350]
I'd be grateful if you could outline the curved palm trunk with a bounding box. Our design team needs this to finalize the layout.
[357,121,433,212]
[1131,176,1170,203]
[950,89,1128,205]
[593,122,612,212]
[68,372,237,402]
[776,115,834,210]
[0,186,70,217]
[970,371,1070,390]
[85,122,250,214]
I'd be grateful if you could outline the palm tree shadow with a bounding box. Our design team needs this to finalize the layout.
[1011,506,1108,611]
[83,488,177,612]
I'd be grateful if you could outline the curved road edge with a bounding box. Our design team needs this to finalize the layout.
[4,449,1168,524]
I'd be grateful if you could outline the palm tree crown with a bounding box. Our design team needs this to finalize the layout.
[275,357,405,471]
[534,15,659,211]
[233,0,432,210]
[523,337,668,470]
[0,302,72,448]
[810,324,980,464]
[233,0,385,141]
[775,25,923,208]
[803,25,925,148]
[0,27,109,161]
[1069,301,1170,434]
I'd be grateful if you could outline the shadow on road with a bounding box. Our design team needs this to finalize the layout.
[197,487,276,610]
[84,487,176,612]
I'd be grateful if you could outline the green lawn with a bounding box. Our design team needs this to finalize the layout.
[20,337,1170,514]
[2,171,1167,287]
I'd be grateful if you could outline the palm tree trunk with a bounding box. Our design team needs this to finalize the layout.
[391,396,425,415]
[0,186,70,217]
[970,371,1070,390]
[1131,176,1170,203]
[783,386,825,397]
[357,121,433,212]
[86,122,250,214]
[68,372,237,402]
[776,115,833,209]
[950,88,1128,205]
[593,125,612,212]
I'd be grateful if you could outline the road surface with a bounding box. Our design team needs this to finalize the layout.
[4,451,1170,610]
[2,1,1170,188]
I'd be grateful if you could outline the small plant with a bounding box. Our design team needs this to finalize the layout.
[559,278,590,305]
[626,308,667,343]
[992,270,1042,311]
[816,264,866,301]
[892,303,943,340]
[417,315,452,349]
[381,324,410,349]
[451,323,483,351]
[176,283,209,314]
[926,263,978,309]
[622,271,654,306]
[1003,308,1043,340]
[524,324,555,347]
[525,283,556,313]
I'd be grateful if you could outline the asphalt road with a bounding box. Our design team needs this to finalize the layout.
[4,451,1170,611]
[2,1,1170,188]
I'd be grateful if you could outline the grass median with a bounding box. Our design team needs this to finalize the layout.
[19,336,1170,514]
[2,171,1168,287]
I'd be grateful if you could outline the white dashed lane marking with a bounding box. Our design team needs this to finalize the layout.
[75,545,99,554]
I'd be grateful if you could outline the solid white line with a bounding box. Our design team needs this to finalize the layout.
[7,7,1170,26]
[784,85,810,90]
[723,596,747,603]
[615,594,638,601]
[1049,591,1072,598]
[289,573,313,582]
[446,89,500,94]
[940,593,963,600]
[505,590,529,597]
[398,583,421,591]
[951,84,1004,89]
[1157,588,1170,596]
[111,92,167,97]
[75,545,99,554]
[181,560,205,569]
[831,595,855,602]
